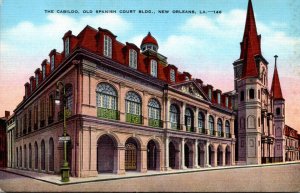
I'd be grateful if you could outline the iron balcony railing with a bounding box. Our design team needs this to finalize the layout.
[126,113,143,124]
[171,122,180,130]
[148,118,163,128]
[97,107,119,120]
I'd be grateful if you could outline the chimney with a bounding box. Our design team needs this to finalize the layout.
[5,111,10,118]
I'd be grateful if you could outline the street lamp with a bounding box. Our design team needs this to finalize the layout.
[55,81,70,182]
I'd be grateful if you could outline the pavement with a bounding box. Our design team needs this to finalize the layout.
[1,161,300,185]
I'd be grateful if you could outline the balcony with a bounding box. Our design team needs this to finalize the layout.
[126,113,143,125]
[226,133,231,138]
[148,118,163,128]
[171,122,180,130]
[58,109,72,121]
[199,128,205,134]
[217,131,222,137]
[186,125,194,132]
[97,107,119,120]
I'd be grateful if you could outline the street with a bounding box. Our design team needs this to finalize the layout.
[0,163,300,192]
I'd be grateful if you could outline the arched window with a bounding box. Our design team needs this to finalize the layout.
[209,116,214,136]
[170,104,179,129]
[198,112,205,133]
[185,108,194,132]
[104,35,112,58]
[66,84,73,112]
[170,69,175,82]
[34,142,38,170]
[217,119,223,137]
[49,138,54,171]
[29,144,32,169]
[48,94,54,124]
[148,98,161,127]
[249,89,255,99]
[41,140,45,171]
[276,107,281,116]
[65,37,70,56]
[96,83,118,120]
[225,121,230,138]
[125,91,142,124]
[50,55,55,72]
[150,60,157,77]
[129,49,137,69]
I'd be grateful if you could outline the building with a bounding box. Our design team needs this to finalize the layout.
[284,125,299,161]
[0,111,10,167]
[6,113,15,168]
[232,0,285,165]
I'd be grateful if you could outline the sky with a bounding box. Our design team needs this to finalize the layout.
[0,0,300,131]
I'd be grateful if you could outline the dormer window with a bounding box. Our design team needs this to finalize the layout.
[170,69,175,82]
[217,93,221,104]
[208,89,212,100]
[42,65,46,80]
[225,97,229,107]
[35,74,39,86]
[65,38,70,56]
[185,76,189,81]
[150,60,157,77]
[104,35,112,58]
[30,81,33,92]
[129,49,137,69]
[50,55,55,72]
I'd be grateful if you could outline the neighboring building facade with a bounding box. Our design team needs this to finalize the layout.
[284,125,299,161]
[0,111,10,167]
[13,28,235,177]
[232,0,285,165]
[6,113,15,168]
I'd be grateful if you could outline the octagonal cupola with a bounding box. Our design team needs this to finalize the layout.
[141,32,158,52]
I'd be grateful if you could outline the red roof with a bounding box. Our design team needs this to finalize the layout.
[141,32,158,47]
[271,58,284,100]
[240,0,261,78]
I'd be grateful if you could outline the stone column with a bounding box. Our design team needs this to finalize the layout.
[165,98,171,129]
[230,118,235,138]
[214,145,217,167]
[114,146,125,174]
[214,116,218,137]
[222,148,226,166]
[119,84,126,122]
[206,113,210,135]
[139,147,147,173]
[180,103,186,131]
[206,140,210,167]
[194,108,199,133]
[142,92,149,126]
[181,138,187,169]
[164,136,170,170]
[194,139,199,168]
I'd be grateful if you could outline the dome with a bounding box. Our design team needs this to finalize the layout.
[141,32,158,52]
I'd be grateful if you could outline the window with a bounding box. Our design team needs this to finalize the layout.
[258,89,260,99]
[41,140,45,171]
[24,145,27,168]
[249,89,255,99]
[48,94,54,124]
[96,83,118,120]
[170,104,179,129]
[258,117,260,127]
[208,89,212,100]
[129,49,137,69]
[240,91,244,101]
[104,35,112,58]
[209,115,214,135]
[276,108,281,116]
[217,119,222,136]
[217,93,221,104]
[28,110,32,132]
[170,69,175,82]
[225,121,230,138]
[66,85,73,111]
[150,60,157,77]
[65,38,70,56]
[42,65,46,80]
[185,108,194,132]
[50,55,55,72]
[49,138,54,171]
[126,91,142,124]
[198,112,204,130]
[30,80,33,92]
[148,98,161,127]
[29,144,32,169]
[225,97,229,108]
[35,74,39,86]
[34,142,38,170]
[34,105,38,130]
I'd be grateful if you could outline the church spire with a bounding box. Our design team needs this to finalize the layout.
[240,0,262,78]
[271,55,284,100]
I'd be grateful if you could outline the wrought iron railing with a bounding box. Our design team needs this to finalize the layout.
[97,107,119,120]
[199,128,205,134]
[126,113,143,124]
[186,125,194,132]
[148,118,163,128]
[171,122,180,130]
[226,133,231,138]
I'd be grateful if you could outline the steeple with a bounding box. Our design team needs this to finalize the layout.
[271,55,284,100]
[240,0,262,78]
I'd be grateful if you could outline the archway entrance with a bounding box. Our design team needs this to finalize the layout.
[225,146,231,165]
[125,138,138,171]
[147,140,158,170]
[97,135,116,173]
[169,142,176,169]
[184,144,190,168]
[217,146,223,166]
[209,145,214,166]
[198,144,205,167]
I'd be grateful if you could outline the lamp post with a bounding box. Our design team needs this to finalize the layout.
[55,81,70,182]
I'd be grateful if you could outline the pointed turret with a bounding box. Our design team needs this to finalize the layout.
[271,55,284,100]
[240,0,262,78]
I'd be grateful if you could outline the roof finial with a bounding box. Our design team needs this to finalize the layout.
[148,31,151,36]
[274,55,278,67]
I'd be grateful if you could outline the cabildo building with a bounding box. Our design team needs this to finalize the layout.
[13,0,286,177]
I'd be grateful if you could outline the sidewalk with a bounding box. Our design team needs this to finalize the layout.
[1,161,300,186]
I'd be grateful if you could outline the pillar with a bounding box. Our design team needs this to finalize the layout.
[165,98,171,129]
[230,118,235,138]
[114,146,125,174]
[139,147,147,173]
[214,145,217,167]
[214,116,218,137]
[119,84,126,122]
[206,113,210,135]
[164,136,170,170]
[180,102,186,131]
[194,108,199,133]
[206,140,210,167]
[194,139,199,168]
[181,138,186,169]
[222,147,226,166]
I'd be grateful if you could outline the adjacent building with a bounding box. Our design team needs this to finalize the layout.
[284,125,299,161]
[0,111,10,167]
[6,113,15,168]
